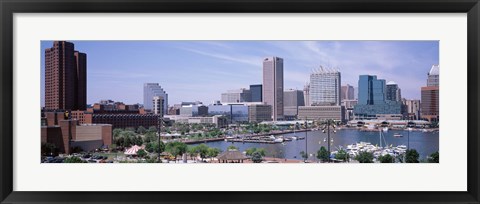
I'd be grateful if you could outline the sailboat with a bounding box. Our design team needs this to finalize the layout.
[379,128,389,148]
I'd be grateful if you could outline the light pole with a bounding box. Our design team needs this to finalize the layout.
[407,120,412,150]
[321,119,336,163]
[157,116,163,162]
[304,118,308,163]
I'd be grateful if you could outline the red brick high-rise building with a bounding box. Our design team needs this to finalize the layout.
[421,65,439,122]
[74,51,87,110]
[45,41,87,111]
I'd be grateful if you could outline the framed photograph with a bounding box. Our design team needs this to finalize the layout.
[1,0,479,203]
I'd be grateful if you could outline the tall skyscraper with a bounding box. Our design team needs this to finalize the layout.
[421,87,439,122]
[74,51,87,110]
[421,64,440,122]
[341,84,355,101]
[354,75,406,119]
[45,41,87,111]
[144,83,168,114]
[358,75,386,105]
[262,57,284,121]
[386,81,402,102]
[250,84,262,102]
[309,67,341,106]
[427,65,439,87]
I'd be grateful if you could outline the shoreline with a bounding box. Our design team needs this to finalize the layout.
[180,127,439,144]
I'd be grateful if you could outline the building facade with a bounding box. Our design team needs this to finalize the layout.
[354,75,406,119]
[309,67,341,106]
[86,114,160,130]
[152,96,164,116]
[250,84,262,102]
[41,113,112,154]
[421,86,439,122]
[403,99,421,120]
[386,81,402,102]
[165,115,227,128]
[297,106,346,122]
[248,104,273,122]
[45,41,87,111]
[283,89,305,120]
[143,83,168,114]
[221,88,251,103]
[207,104,249,123]
[427,65,440,87]
[341,84,355,101]
[421,65,440,122]
[262,57,284,121]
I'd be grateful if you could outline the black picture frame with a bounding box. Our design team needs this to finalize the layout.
[1,0,479,203]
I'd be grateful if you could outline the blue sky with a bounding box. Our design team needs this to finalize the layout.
[40,41,439,106]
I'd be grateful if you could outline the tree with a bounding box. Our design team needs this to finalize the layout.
[137,149,147,158]
[41,142,57,156]
[64,156,85,163]
[196,144,209,161]
[143,131,157,144]
[121,131,136,147]
[428,151,439,163]
[227,145,238,151]
[145,141,165,154]
[316,146,330,162]
[187,146,198,161]
[405,149,420,163]
[137,126,147,134]
[207,148,221,162]
[378,154,395,163]
[256,148,266,157]
[245,147,257,156]
[147,126,157,133]
[334,149,349,162]
[135,136,143,145]
[166,141,188,162]
[125,127,136,132]
[252,152,263,163]
[300,151,308,161]
[246,147,266,157]
[115,136,125,147]
[355,151,374,163]
[113,128,123,138]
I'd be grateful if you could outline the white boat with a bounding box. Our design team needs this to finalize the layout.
[274,138,284,143]
[291,136,298,140]
[382,127,389,132]
[393,133,403,137]
[396,145,407,151]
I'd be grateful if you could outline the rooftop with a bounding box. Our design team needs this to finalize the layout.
[429,64,439,75]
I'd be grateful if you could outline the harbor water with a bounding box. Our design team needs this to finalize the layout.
[192,129,439,161]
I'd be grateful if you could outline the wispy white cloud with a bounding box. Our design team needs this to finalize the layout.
[179,47,261,68]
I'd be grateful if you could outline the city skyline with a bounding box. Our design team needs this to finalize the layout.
[40,41,439,106]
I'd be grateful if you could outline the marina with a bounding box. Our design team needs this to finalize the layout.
[192,129,439,161]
